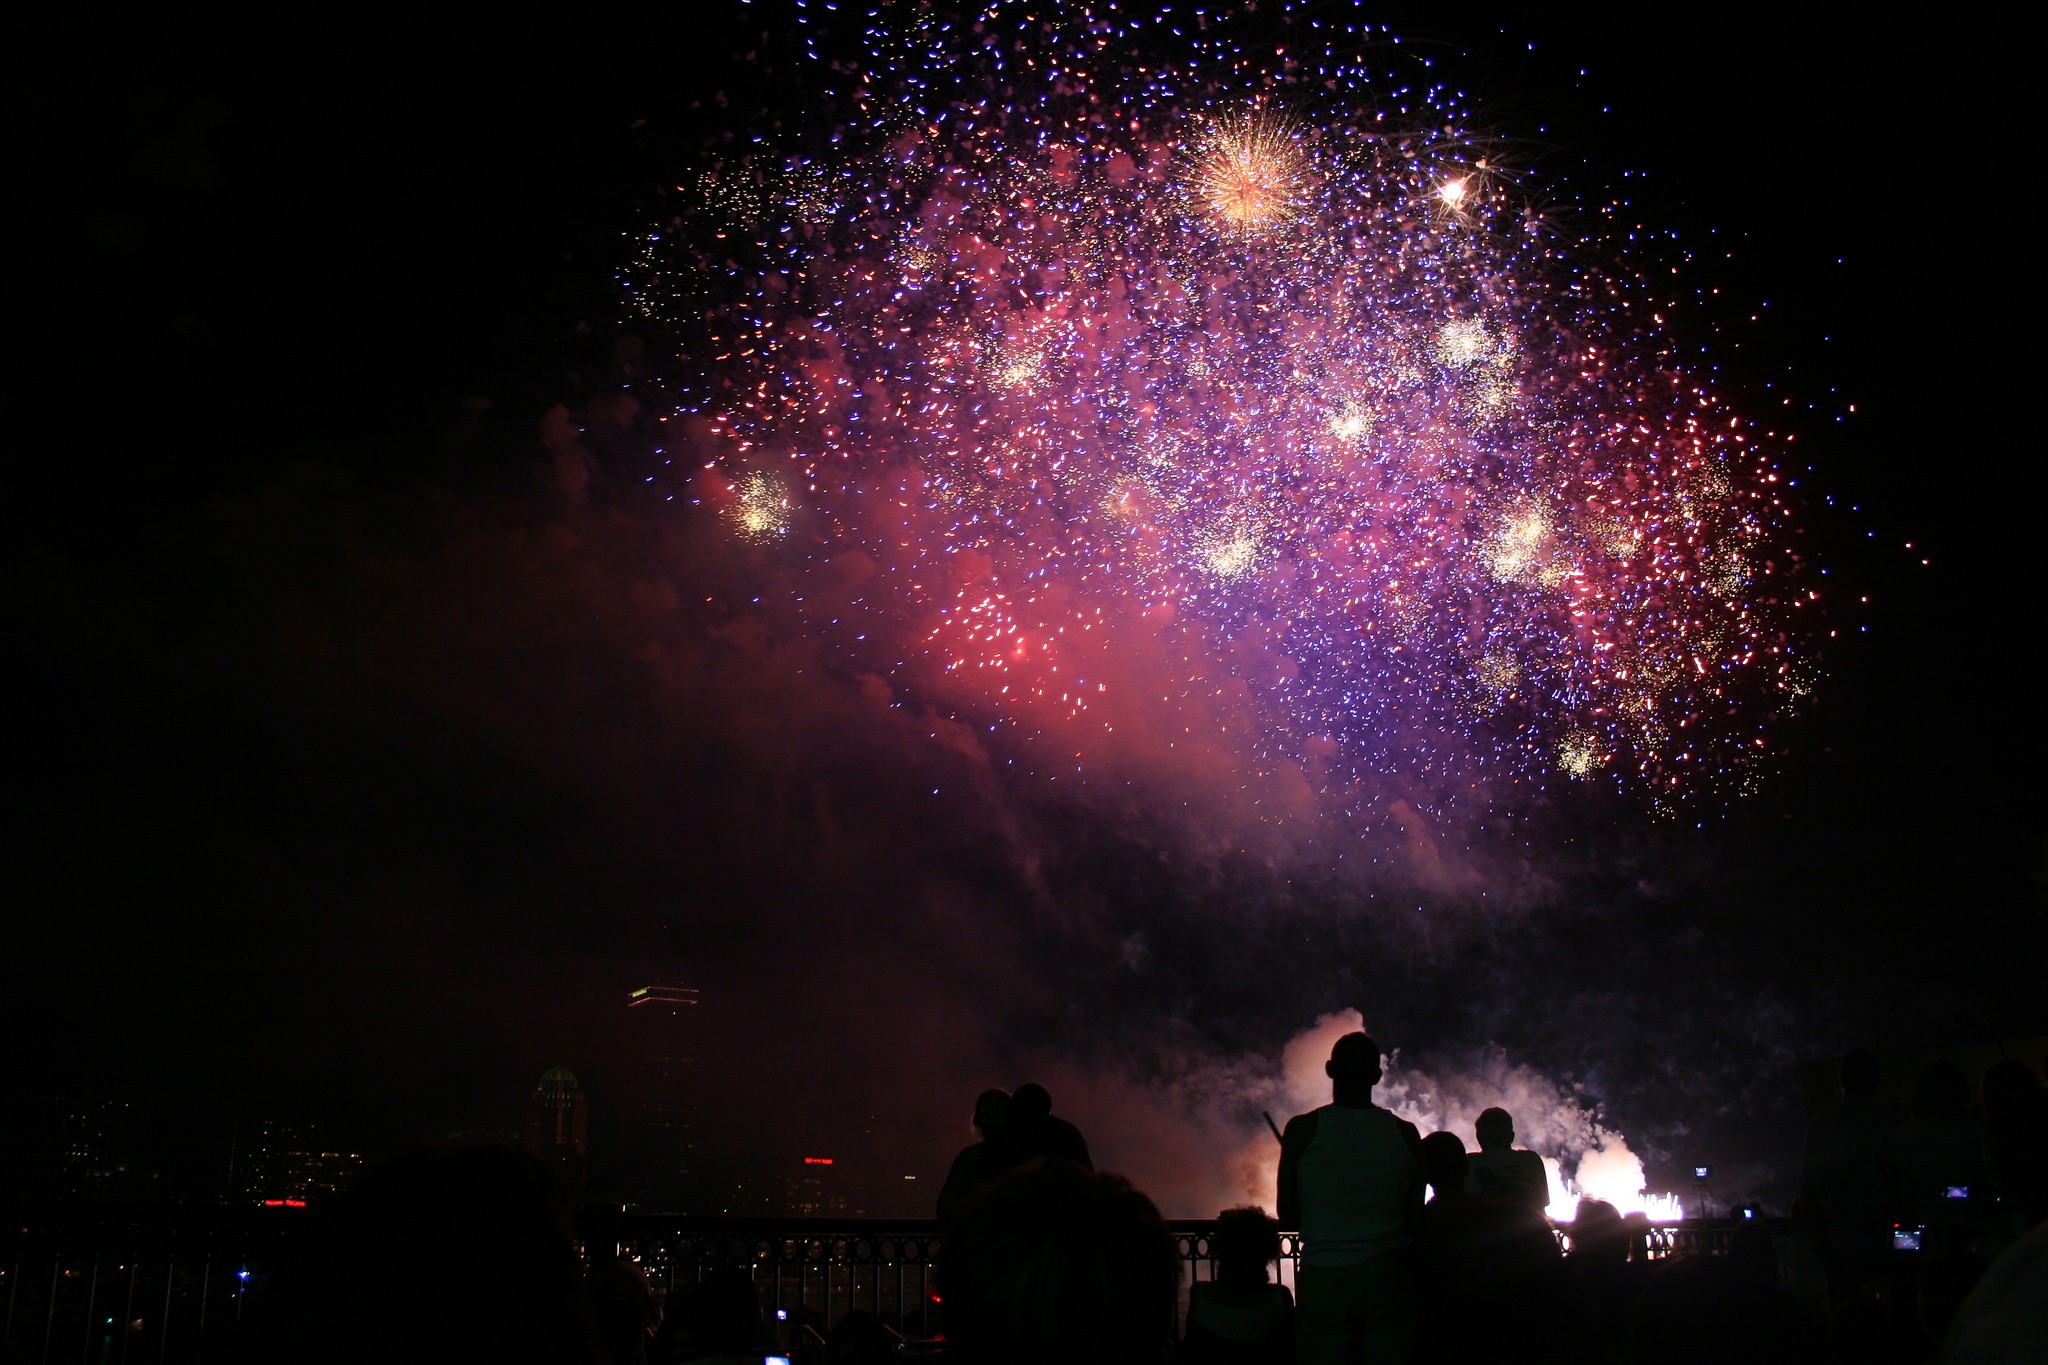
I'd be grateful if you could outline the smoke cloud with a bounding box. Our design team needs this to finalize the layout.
[1015,1009,1673,1220]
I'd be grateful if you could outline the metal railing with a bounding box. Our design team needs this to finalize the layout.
[609,1216,950,1343]
[4,1206,1746,1363]
[2,1205,287,1364]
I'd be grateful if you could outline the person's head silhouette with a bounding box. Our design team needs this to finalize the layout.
[972,1088,1011,1139]
[1420,1130,1468,1202]
[1210,1205,1283,1287]
[1569,1198,1627,1264]
[1011,1082,1053,1124]
[1474,1107,1515,1153]
[1326,1032,1382,1105]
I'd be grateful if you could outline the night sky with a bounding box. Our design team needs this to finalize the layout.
[15,7,2040,1215]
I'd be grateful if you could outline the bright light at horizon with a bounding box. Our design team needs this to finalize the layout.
[1544,1151,1685,1223]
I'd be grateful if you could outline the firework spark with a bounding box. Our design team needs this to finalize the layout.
[730,473,788,543]
[654,1,1816,808]
[1188,106,1309,239]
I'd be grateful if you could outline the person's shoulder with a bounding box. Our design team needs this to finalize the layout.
[1281,1107,1328,1134]
[1376,1106,1422,1141]
[1279,1107,1326,1155]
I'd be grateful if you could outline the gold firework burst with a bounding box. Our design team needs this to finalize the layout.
[1557,731,1602,778]
[1188,107,1308,239]
[730,472,789,542]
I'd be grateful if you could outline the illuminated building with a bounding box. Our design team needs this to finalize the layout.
[55,1100,140,1199]
[522,1067,589,1204]
[621,986,701,1211]
[233,1118,363,1206]
[783,1156,865,1218]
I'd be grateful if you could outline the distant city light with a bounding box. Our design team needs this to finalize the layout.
[628,985,701,1007]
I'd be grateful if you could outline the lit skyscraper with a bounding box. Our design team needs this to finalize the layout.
[783,1156,865,1218]
[621,985,700,1211]
[521,1067,589,1204]
[232,1118,363,1206]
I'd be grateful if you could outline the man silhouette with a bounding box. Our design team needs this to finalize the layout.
[937,1088,1012,1226]
[1467,1107,1550,1214]
[992,1082,1092,1175]
[1278,1032,1425,1365]
[1797,1048,1895,1294]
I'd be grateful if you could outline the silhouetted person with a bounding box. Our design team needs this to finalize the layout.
[1914,1248,1991,1356]
[937,1088,1012,1226]
[995,1081,1091,1172]
[1414,1132,1569,1365]
[938,1160,1179,1364]
[656,1268,775,1364]
[1799,1047,1896,1294]
[1415,1131,1498,1361]
[1940,1216,2048,1361]
[1183,1205,1295,1364]
[1569,1199,1628,1265]
[1982,1057,2048,1231]
[586,1253,659,1365]
[1277,1031,1425,1365]
[1418,1131,1469,1208]
[1467,1107,1550,1214]
[1630,1221,1815,1365]
[241,1145,608,1364]
[1894,1058,1994,1254]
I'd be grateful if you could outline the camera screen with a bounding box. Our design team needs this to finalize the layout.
[1945,1185,1970,1200]
[1892,1226,1923,1252]
[1693,1165,1710,1180]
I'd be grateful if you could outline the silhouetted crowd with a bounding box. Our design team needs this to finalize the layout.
[234,1043,2047,1364]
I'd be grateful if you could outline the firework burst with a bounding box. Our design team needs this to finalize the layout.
[649,2,1819,813]
[1188,106,1310,239]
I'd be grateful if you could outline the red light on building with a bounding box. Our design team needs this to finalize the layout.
[803,1157,834,1165]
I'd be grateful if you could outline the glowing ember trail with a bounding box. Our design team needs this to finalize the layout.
[637,1,1818,815]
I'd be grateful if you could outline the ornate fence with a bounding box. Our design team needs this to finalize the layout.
[3,1207,1746,1363]
[602,1216,1328,1345]
[1,1205,283,1365]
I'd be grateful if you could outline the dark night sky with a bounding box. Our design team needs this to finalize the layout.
[14,7,2041,1213]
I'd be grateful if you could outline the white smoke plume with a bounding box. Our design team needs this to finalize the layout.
[1050,1009,1678,1221]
